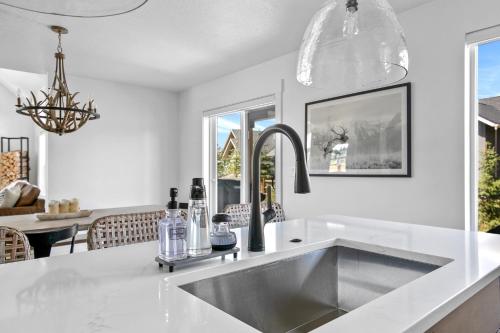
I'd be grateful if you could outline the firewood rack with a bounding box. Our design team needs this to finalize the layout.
[1,137,30,182]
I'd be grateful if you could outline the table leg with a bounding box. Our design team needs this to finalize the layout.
[25,234,53,259]
[32,244,52,259]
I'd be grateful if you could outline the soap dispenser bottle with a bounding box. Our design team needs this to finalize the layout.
[158,188,187,261]
[186,178,212,257]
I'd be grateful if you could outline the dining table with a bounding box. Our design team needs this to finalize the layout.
[0,205,164,232]
[0,205,165,256]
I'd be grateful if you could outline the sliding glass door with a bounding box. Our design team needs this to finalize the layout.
[205,104,279,214]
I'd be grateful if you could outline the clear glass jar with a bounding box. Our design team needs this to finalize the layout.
[186,199,212,257]
[210,213,236,246]
[158,209,187,261]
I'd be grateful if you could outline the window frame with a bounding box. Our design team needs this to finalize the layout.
[203,94,283,216]
[466,26,500,231]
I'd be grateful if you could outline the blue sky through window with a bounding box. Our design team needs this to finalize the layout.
[217,112,275,149]
[217,113,240,149]
[479,40,500,99]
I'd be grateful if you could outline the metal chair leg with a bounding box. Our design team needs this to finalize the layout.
[70,236,75,254]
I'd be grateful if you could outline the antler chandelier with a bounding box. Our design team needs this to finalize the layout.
[16,26,100,135]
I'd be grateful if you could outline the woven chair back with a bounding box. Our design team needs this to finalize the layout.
[0,227,32,263]
[223,202,285,228]
[87,211,166,250]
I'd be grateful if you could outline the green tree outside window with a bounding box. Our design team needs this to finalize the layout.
[478,143,500,232]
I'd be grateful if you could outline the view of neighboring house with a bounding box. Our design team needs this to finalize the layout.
[220,129,275,163]
[478,96,500,159]
[477,96,500,232]
[217,129,276,212]
[220,129,242,161]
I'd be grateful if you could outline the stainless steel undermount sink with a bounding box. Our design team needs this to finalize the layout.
[180,245,447,333]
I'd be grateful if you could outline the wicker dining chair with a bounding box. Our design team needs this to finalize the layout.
[223,202,285,228]
[87,210,166,250]
[0,226,33,264]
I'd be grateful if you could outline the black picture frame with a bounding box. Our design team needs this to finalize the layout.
[305,82,412,177]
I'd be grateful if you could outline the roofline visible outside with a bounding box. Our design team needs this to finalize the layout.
[478,115,500,129]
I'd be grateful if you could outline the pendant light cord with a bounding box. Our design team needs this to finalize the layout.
[0,0,149,18]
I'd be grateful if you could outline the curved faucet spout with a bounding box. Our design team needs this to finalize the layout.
[248,124,311,252]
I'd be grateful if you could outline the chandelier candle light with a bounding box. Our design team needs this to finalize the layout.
[16,26,100,135]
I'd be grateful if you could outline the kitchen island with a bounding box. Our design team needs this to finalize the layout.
[1,215,499,332]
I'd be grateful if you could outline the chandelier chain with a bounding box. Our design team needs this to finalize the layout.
[57,32,63,53]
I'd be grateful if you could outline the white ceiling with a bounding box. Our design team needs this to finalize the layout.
[0,0,435,92]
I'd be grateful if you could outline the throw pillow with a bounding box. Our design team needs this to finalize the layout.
[7,180,28,189]
[15,184,41,207]
[0,186,22,208]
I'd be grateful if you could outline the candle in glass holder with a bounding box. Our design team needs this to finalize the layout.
[48,200,59,215]
[69,198,80,213]
[59,199,70,213]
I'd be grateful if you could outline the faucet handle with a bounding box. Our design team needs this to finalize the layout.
[262,185,276,224]
[262,208,276,224]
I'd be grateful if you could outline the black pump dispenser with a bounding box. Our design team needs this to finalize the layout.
[190,178,206,200]
[167,188,179,209]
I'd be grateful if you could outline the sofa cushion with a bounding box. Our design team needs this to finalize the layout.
[16,184,41,207]
[0,186,22,208]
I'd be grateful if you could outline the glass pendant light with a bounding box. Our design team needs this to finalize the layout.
[297,0,409,91]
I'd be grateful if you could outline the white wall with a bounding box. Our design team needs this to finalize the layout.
[178,0,500,229]
[47,76,178,209]
[0,68,47,184]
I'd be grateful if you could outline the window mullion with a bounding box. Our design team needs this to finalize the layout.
[204,116,218,216]
[240,111,249,203]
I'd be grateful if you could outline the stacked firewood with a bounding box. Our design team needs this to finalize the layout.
[0,151,28,188]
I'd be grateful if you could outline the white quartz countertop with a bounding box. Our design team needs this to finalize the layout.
[1,215,500,332]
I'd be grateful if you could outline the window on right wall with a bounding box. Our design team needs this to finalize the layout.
[476,39,500,232]
[465,31,500,233]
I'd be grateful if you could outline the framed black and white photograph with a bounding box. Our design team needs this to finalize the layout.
[305,83,411,177]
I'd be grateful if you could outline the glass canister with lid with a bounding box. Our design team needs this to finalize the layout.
[210,213,237,251]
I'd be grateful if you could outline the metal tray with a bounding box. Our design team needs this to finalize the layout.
[155,247,240,272]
